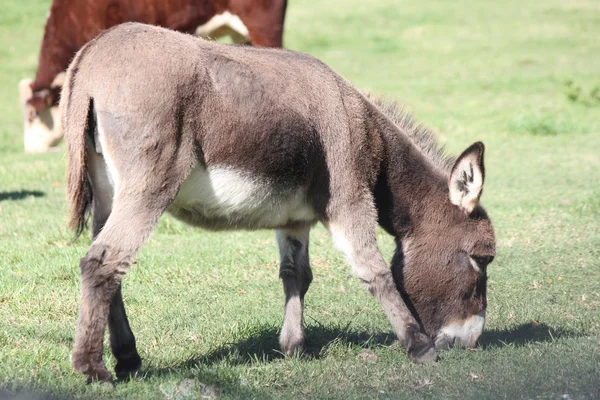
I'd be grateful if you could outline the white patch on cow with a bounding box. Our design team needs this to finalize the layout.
[51,72,66,88]
[22,106,63,153]
[469,256,481,273]
[169,166,316,229]
[196,12,249,44]
[437,310,486,348]
[18,78,33,104]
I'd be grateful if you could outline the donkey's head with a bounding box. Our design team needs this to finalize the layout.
[392,142,496,350]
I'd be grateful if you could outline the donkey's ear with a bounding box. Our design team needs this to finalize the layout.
[449,142,485,214]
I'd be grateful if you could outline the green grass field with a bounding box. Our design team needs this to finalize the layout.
[1,0,599,399]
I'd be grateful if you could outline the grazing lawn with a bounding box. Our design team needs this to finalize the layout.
[1,0,599,399]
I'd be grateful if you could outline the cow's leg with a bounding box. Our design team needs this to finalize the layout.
[277,227,312,355]
[326,194,437,363]
[72,192,172,383]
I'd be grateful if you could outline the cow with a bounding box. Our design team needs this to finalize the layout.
[20,0,287,153]
[61,23,496,383]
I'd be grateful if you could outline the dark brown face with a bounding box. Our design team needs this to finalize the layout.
[392,206,496,349]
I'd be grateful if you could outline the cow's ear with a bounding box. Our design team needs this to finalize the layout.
[448,142,485,214]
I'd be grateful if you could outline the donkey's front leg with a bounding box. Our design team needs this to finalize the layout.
[277,227,313,355]
[327,206,437,363]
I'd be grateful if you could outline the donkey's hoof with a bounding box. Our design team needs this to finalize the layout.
[283,345,304,357]
[407,332,437,364]
[280,343,304,357]
[72,354,114,383]
[83,367,113,384]
[80,365,113,384]
[85,370,114,384]
[115,353,142,380]
[279,334,305,357]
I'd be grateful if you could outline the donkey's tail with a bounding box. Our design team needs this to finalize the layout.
[61,55,94,240]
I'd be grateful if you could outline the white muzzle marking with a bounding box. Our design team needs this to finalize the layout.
[436,310,486,348]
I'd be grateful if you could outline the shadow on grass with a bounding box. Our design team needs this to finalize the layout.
[146,322,585,379]
[0,190,45,201]
[479,322,582,349]
[144,323,396,378]
[0,388,74,400]
[137,324,396,396]
[4,323,584,399]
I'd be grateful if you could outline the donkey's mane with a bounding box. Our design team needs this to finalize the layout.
[369,95,455,173]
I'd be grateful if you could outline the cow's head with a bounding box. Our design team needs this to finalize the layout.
[19,74,65,153]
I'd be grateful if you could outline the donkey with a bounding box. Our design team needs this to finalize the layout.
[62,23,496,383]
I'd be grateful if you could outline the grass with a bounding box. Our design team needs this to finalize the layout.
[1,0,599,399]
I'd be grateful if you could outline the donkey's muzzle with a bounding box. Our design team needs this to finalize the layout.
[434,309,486,350]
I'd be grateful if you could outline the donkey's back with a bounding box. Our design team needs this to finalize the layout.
[64,23,373,234]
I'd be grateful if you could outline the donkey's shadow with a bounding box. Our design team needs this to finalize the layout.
[142,324,396,379]
[143,321,579,379]
[478,322,580,349]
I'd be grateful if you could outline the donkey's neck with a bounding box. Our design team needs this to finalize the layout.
[372,108,450,238]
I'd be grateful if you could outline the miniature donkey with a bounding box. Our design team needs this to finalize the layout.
[62,23,496,383]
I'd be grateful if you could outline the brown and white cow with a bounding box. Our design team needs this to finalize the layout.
[20,0,287,152]
[62,23,496,383]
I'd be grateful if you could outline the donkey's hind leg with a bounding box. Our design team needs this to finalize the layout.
[85,146,142,380]
[72,195,172,383]
[327,194,437,364]
[108,287,141,379]
[277,227,312,355]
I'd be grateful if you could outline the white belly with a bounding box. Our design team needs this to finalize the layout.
[168,165,317,230]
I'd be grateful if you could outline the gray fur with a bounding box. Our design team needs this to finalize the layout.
[62,23,494,383]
